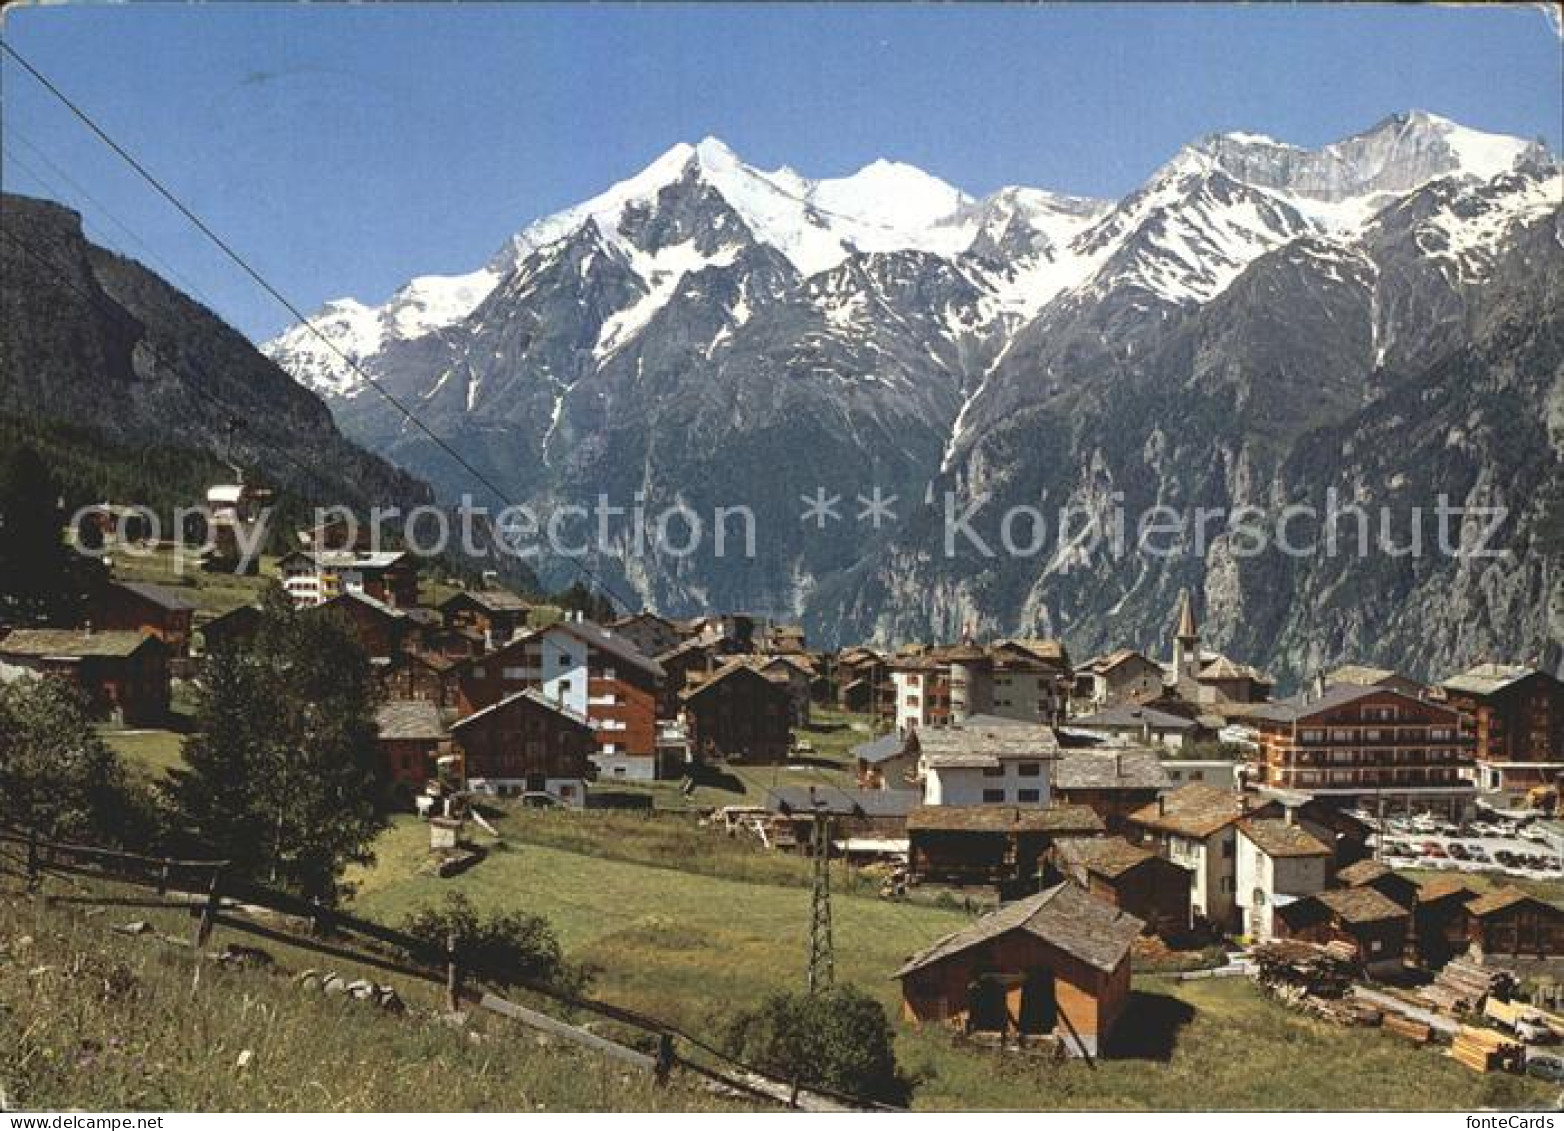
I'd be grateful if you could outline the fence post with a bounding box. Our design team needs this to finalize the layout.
[654,1033,675,1087]
[25,827,39,893]
[194,866,223,949]
[157,859,171,897]
[445,932,461,1013]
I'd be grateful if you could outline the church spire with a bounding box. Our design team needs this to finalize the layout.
[1175,588,1198,642]
[1172,588,1200,686]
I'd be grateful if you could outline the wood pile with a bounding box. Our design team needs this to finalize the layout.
[1383,1013,1434,1045]
[1418,957,1519,1016]
[1250,939,1360,999]
[1451,1024,1524,1074]
[1310,996,1383,1027]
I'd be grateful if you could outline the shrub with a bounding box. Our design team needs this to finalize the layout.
[402,893,588,997]
[722,985,910,1106]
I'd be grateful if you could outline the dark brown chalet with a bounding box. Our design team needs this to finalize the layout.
[381,649,463,708]
[1333,859,1420,910]
[654,635,723,716]
[0,629,169,725]
[907,804,1104,894]
[1412,876,1483,967]
[1441,664,1564,793]
[448,687,594,806]
[1464,887,1564,961]
[314,590,411,660]
[196,604,262,654]
[375,699,447,788]
[1053,747,1170,834]
[679,660,792,764]
[609,612,685,662]
[439,588,532,649]
[1052,836,1191,938]
[896,882,1142,1058]
[91,581,197,655]
[1275,887,1411,975]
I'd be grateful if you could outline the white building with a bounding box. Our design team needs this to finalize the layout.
[1125,783,1247,932]
[913,721,1059,807]
[1234,816,1333,941]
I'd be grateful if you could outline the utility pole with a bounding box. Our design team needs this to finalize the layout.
[808,807,835,994]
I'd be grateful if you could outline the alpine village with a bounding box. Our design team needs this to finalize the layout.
[4,490,1564,1108]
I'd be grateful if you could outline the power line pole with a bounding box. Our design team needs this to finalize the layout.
[808,807,835,994]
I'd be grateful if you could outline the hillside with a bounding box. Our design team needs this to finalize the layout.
[0,886,747,1112]
[0,193,431,523]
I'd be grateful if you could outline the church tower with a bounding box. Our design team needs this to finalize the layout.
[1172,588,1200,686]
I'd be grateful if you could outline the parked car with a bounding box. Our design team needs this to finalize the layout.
[1422,841,1447,858]
[1527,1052,1564,1082]
[1448,843,1470,861]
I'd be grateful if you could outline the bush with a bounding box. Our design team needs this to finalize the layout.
[722,985,910,1106]
[402,893,588,997]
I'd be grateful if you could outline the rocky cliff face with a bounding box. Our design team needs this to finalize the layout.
[262,114,1563,682]
[0,193,430,513]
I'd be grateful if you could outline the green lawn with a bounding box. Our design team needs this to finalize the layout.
[348,817,1555,1110]
[98,726,186,780]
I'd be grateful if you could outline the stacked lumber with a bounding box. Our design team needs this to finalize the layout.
[1451,1024,1524,1074]
[1383,1013,1434,1044]
[1311,996,1383,1027]
[1420,958,1519,1016]
[1250,940,1360,999]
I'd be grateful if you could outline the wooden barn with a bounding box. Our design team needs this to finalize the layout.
[0,628,170,726]
[91,581,198,656]
[439,588,531,648]
[195,604,262,655]
[1052,747,1169,833]
[1333,859,1420,910]
[1052,836,1191,938]
[1274,887,1411,975]
[1412,876,1483,967]
[1465,888,1564,961]
[907,804,1104,894]
[895,881,1143,1057]
[375,699,448,789]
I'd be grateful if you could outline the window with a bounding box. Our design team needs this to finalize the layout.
[1018,789,1040,803]
[1017,762,1041,777]
[982,789,1005,803]
[1222,839,1234,858]
[503,666,526,681]
[982,766,1004,778]
[602,667,617,681]
[472,666,487,679]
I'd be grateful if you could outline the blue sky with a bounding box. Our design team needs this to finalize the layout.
[3,3,1559,342]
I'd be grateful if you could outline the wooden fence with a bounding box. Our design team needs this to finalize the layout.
[0,827,890,1112]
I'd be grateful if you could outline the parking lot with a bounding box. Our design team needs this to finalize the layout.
[1367,813,1564,881]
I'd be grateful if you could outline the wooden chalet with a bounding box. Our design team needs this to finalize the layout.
[679,660,793,764]
[907,804,1104,894]
[91,581,197,655]
[1052,747,1169,833]
[440,588,531,648]
[0,628,169,725]
[609,612,685,661]
[380,649,463,709]
[854,731,917,790]
[375,699,448,789]
[1051,836,1191,938]
[195,604,262,655]
[1274,887,1411,975]
[1464,887,1564,961]
[764,785,921,853]
[314,590,412,660]
[448,687,594,806]
[1441,664,1564,793]
[1412,876,1484,967]
[895,882,1142,1057]
[1333,859,1420,911]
